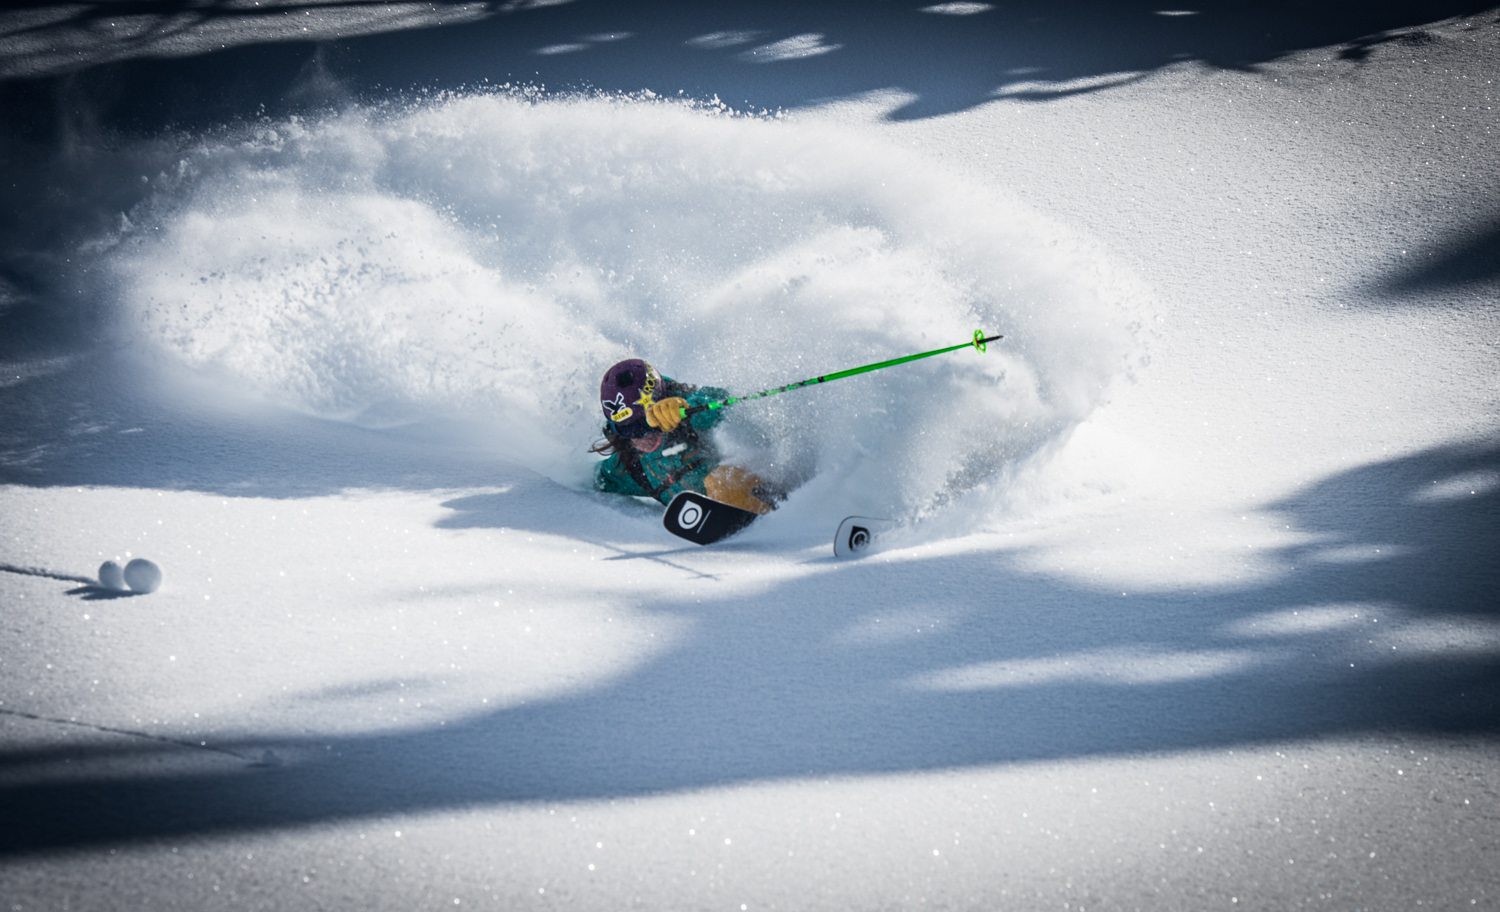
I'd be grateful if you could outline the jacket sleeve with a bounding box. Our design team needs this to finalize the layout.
[684,384,730,433]
[594,453,649,497]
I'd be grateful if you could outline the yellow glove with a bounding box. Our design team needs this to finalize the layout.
[645,397,688,433]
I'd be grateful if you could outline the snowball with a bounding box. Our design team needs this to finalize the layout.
[98,560,127,591]
[123,558,163,594]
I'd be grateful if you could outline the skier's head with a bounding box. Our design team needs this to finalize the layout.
[600,358,661,439]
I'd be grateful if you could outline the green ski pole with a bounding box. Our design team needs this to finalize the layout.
[682,329,1002,418]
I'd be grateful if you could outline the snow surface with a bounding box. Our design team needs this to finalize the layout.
[2,4,1498,910]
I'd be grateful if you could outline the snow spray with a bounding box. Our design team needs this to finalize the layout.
[94,90,1148,525]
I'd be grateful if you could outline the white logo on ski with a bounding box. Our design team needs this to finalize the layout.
[677,502,710,531]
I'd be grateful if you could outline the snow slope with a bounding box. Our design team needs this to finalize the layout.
[2,4,1498,911]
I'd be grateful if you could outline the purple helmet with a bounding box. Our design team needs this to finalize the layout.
[600,358,661,438]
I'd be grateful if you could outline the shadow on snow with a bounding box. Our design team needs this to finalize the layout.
[1,439,1496,856]
[1369,213,1500,297]
[1,0,1496,132]
[2,0,1498,859]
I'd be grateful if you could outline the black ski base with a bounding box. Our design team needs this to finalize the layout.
[663,491,759,546]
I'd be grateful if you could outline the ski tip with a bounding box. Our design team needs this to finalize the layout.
[834,515,895,558]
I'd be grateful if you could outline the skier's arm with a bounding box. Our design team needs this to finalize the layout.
[594,454,649,497]
[683,385,730,433]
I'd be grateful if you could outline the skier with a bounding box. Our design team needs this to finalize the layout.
[592,358,776,516]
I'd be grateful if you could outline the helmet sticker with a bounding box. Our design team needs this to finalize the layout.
[634,368,658,409]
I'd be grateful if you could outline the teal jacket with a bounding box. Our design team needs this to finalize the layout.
[593,380,729,506]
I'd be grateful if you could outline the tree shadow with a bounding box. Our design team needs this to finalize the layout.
[2,439,1495,857]
[2,0,1495,139]
[437,488,730,579]
[3,2,1492,331]
[2,0,1497,861]
[0,352,525,497]
[1264,439,1500,619]
[1369,214,1500,297]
